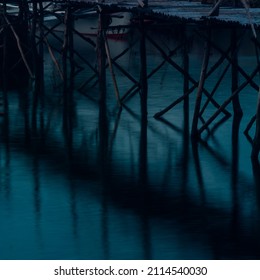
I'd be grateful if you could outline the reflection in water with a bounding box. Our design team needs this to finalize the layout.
[1,26,260,260]
[252,160,260,212]
[230,114,242,258]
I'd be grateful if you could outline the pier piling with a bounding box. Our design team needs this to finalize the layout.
[191,27,211,139]
[2,0,260,159]
[139,15,148,121]
[231,27,243,116]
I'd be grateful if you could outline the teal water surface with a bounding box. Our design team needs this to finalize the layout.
[0,25,260,259]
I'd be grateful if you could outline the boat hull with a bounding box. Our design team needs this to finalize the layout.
[45,11,132,39]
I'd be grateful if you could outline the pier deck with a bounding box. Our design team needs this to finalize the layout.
[71,0,260,26]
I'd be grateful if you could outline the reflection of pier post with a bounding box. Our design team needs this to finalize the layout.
[252,161,260,212]
[98,100,110,259]
[138,23,151,253]
[1,127,11,200]
[139,106,151,259]
[19,89,31,143]
[32,151,43,251]
[138,24,150,258]
[134,17,149,258]
[191,142,206,204]
[69,178,79,246]
[31,1,45,133]
[230,114,242,253]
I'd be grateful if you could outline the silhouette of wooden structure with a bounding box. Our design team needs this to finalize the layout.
[1,0,260,160]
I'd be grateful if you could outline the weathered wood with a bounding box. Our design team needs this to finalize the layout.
[4,15,33,79]
[139,16,148,120]
[4,0,260,161]
[104,34,121,106]
[206,45,232,79]
[42,23,98,77]
[182,25,189,125]
[97,9,107,107]
[208,0,223,17]
[113,60,139,85]
[111,39,138,62]
[1,2,8,116]
[78,74,99,91]
[199,62,230,117]
[147,33,230,117]
[120,84,140,103]
[154,84,197,119]
[231,27,243,116]
[62,4,69,128]
[196,30,259,92]
[241,0,257,38]
[68,2,75,105]
[72,27,96,48]
[251,89,260,160]
[120,56,173,104]
[244,115,256,136]
[38,0,45,133]
[154,45,233,119]
[191,28,211,138]
[44,37,64,81]
[199,65,260,135]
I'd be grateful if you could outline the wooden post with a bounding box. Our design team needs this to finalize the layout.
[251,36,260,160]
[104,35,121,106]
[97,8,107,109]
[231,28,243,116]
[181,25,190,196]
[208,0,223,17]
[30,0,44,132]
[62,2,73,131]
[182,24,189,125]
[251,89,260,160]
[139,15,148,122]
[196,30,259,91]
[232,114,242,182]
[191,28,211,138]
[149,33,230,119]
[67,1,75,123]
[38,0,45,135]
[1,2,8,115]
[31,0,38,131]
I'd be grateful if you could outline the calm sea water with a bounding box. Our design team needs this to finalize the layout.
[0,25,260,259]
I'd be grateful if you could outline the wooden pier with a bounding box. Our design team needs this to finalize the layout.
[1,0,260,160]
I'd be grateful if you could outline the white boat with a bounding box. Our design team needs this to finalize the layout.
[0,3,19,15]
[2,3,132,39]
[74,9,132,38]
[45,8,132,39]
